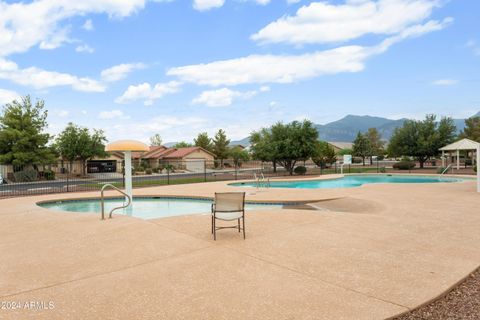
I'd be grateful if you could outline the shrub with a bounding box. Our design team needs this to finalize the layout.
[377,155,385,161]
[145,168,152,175]
[14,169,38,182]
[43,170,55,180]
[465,159,473,166]
[393,161,416,170]
[152,167,159,173]
[379,167,386,173]
[401,156,412,162]
[294,166,307,175]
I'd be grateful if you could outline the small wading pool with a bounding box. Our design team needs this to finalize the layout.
[38,197,296,220]
[230,174,467,189]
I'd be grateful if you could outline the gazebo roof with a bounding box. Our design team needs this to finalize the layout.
[439,138,480,151]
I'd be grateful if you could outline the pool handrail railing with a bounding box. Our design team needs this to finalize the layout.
[100,183,132,220]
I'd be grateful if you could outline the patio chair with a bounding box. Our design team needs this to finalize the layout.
[211,192,246,240]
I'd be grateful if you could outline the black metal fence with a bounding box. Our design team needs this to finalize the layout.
[0,159,474,198]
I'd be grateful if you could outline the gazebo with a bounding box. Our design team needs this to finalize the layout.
[439,138,480,192]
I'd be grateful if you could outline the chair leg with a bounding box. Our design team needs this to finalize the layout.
[242,217,245,239]
[238,218,240,232]
[213,217,216,241]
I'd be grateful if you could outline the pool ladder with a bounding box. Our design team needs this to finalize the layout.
[440,164,452,175]
[100,184,131,220]
[254,173,270,189]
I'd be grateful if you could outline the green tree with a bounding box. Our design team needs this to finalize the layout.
[229,146,250,167]
[212,129,230,167]
[0,96,55,168]
[460,116,480,142]
[194,132,212,152]
[365,128,385,164]
[312,141,337,168]
[149,134,163,146]
[55,123,108,175]
[388,115,456,168]
[250,120,318,175]
[352,132,371,166]
[173,141,193,148]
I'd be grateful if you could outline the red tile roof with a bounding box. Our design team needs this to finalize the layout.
[162,147,214,159]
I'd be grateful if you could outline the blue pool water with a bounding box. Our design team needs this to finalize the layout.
[230,175,466,189]
[38,197,286,220]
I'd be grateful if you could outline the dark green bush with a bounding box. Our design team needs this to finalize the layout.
[152,167,159,173]
[43,170,55,180]
[14,169,38,182]
[145,168,152,175]
[393,161,416,170]
[379,167,386,173]
[465,159,473,166]
[294,166,307,175]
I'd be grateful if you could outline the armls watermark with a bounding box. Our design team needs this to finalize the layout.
[1,301,55,311]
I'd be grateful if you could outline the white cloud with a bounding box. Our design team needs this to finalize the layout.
[168,19,450,87]
[251,0,441,45]
[106,116,208,142]
[101,63,147,82]
[54,110,70,117]
[192,88,259,107]
[0,58,105,92]
[287,0,301,4]
[193,0,225,11]
[82,19,94,31]
[466,40,480,56]
[115,81,182,105]
[432,79,458,86]
[98,110,129,119]
[0,0,157,57]
[0,88,21,105]
[75,44,95,53]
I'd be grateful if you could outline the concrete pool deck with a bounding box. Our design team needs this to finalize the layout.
[1,175,479,319]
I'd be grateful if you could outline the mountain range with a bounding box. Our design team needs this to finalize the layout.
[229,112,478,146]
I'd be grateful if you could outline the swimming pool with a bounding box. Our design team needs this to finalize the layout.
[38,197,289,220]
[230,175,466,189]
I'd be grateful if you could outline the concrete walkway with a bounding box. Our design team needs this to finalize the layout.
[1,176,479,319]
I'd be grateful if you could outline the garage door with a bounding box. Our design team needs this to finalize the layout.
[185,160,205,173]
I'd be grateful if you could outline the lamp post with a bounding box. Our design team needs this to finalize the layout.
[105,140,149,203]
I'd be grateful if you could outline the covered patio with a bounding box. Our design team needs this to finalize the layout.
[440,138,480,191]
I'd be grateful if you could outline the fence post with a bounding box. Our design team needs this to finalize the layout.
[204,160,207,182]
[349,164,351,174]
[235,162,238,180]
[167,161,170,185]
[377,158,379,173]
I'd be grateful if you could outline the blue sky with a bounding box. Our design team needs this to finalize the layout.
[0,0,479,143]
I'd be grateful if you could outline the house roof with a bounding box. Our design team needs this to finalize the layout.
[327,142,353,150]
[162,147,215,159]
[131,145,166,159]
[439,138,480,151]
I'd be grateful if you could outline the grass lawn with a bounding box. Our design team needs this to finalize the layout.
[84,177,208,189]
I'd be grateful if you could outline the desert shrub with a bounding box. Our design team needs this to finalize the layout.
[145,168,152,175]
[14,169,38,182]
[393,161,416,170]
[43,170,55,180]
[294,166,307,175]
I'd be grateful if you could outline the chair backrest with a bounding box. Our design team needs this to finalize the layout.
[214,192,245,212]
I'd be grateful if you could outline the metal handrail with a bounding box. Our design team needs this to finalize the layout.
[440,164,452,175]
[100,184,131,220]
